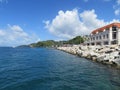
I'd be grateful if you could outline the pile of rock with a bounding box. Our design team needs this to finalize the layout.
[57,45,120,68]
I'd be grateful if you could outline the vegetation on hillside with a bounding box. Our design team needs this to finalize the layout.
[68,36,84,44]
[18,36,85,48]
[30,40,56,47]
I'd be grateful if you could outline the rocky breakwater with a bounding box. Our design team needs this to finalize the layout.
[57,45,120,68]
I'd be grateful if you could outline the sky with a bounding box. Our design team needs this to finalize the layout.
[0,0,120,46]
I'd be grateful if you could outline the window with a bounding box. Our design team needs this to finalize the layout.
[91,38,92,41]
[111,40,117,44]
[96,42,101,45]
[93,37,95,40]
[104,41,108,45]
[112,26,117,31]
[103,35,105,39]
[106,34,109,39]
[112,32,117,39]
[96,36,98,40]
[99,36,101,39]
[91,43,95,45]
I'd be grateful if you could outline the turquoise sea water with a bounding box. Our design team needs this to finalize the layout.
[0,47,120,90]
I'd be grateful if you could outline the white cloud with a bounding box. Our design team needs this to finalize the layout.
[45,9,105,39]
[114,0,120,15]
[8,24,23,32]
[80,9,106,30]
[115,9,120,15]
[117,0,120,5]
[0,0,8,3]
[45,9,84,39]
[0,25,40,46]
[45,9,120,40]
[0,30,5,36]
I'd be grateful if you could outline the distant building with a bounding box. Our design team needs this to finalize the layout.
[84,22,120,45]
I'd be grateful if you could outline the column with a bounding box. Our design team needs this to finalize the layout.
[109,27,112,45]
[117,28,120,45]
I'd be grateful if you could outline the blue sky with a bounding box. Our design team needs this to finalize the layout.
[0,0,120,46]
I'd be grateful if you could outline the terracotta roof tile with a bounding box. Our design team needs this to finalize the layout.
[91,22,120,34]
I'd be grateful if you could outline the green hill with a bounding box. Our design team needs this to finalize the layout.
[18,36,85,48]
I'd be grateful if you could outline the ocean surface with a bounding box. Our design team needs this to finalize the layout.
[0,47,120,90]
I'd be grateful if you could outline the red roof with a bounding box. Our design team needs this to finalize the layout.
[91,23,120,34]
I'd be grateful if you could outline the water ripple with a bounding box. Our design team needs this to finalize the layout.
[0,47,120,90]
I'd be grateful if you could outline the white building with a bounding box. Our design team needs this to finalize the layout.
[84,23,120,46]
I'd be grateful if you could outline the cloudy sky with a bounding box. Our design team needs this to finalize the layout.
[0,0,120,46]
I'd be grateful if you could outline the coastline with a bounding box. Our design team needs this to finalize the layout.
[57,45,120,69]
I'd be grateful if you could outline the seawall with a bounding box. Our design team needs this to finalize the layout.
[57,45,120,69]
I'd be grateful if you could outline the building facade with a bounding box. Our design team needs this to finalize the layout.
[84,23,120,46]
